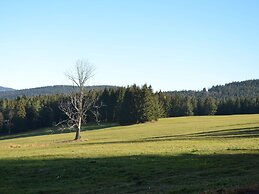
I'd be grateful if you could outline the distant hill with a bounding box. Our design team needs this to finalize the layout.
[165,79,259,98]
[1,79,258,99]
[208,79,259,98]
[0,85,116,99]
[0,86,15,92]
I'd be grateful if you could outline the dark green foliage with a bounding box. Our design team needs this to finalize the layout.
[163,79,259,118]
[0,80,259,134]
[39,106,54,127]
[138,85,158,122]
[25,104,40,129]
[209,79,259,98]
[183,97,194,116]
[0,95,64,134]
[169,94,183,116]
[203,97,217,115]
[119,85,160,125]
[119,86,139,125]
[99,88,117,122]
[169,95,195,116]
[157,92,171,117]
[113,87,126,121]
[0,112,4,131]
[12,98,27,132]
[0,85,116,99]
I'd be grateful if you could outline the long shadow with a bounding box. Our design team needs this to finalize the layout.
[197,127,259,138]
[0,153,258,194]
[82,126,259,146]
[144,126,259,141]
[0,123,118,141]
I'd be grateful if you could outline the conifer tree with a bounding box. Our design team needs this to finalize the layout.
[204,97,217,115]
[119,86,139,125]
[139,85,158,122]
[183,97,194,116]
[0,112,4,132]
[12,98,27,132]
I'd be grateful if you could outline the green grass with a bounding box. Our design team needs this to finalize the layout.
[0,115,259,193]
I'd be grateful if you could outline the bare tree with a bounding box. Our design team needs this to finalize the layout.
[91,98,104,126]
[59,59,95,140]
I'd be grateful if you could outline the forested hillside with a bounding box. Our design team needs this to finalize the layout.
[0,85,115,99]
[0,85,161,134]
[209,79,259,98]
[0,80,258,135]
[166,79,259,98]
[0,86,15,92]
[1,79,258,99]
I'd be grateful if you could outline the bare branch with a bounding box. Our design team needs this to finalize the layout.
[66,59,95,88]
[58,59,96,140]
[90,96,104,125]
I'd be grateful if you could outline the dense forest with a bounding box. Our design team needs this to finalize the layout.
[0,80,259,135]
[0,86,14,92]
[0,85,115,99]
[209,79,259,98]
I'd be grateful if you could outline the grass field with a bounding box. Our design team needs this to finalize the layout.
[0,115,259,193]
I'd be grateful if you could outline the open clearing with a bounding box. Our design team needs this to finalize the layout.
[0,115,259,193]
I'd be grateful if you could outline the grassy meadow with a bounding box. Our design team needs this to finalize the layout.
[0,115,259,193]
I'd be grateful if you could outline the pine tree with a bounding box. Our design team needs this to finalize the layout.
[138,85,160,122]
[183,97,194,116]
[204,97,217,115]
[12,98,27,132]
[40,105,54,127]
[0,112,4,132]
[119,86,139,125]
[156,91,170,117]
[114,87,126,122]
[170,94,182,116]
[25,103,39,129]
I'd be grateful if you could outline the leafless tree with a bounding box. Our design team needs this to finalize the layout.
[91,98,104,125]
[59,59,95,140]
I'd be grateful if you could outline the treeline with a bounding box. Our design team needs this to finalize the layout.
[0,84,259,134]
[159,93,259,116]
[0,85,160,134]
[0,95,65,134]
[208,79,259,98]
[0,85,116,99]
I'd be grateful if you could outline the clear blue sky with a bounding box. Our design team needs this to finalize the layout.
[0,0,259,91]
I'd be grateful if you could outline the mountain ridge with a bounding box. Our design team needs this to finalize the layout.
[0,85,116,99]
[165,79,259,98]
[208,79,259,98]
[0,86,15,92]
[1,79,258,99]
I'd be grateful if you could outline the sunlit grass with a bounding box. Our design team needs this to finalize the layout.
[0,114,258,193]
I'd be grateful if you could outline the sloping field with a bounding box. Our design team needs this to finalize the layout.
[0,115,259,193]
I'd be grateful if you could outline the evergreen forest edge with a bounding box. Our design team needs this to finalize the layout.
[1,79,259,135]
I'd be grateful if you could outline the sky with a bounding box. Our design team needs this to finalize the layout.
[0,0,259,91]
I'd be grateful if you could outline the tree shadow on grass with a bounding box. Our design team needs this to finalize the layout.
[143,126,259,141]
[0,153,258,194]
[78,126,259,146]
[0,123,118,141]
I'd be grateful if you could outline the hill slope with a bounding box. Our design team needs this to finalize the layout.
[166,79,259,98]
[1,79,258,99]
[0,86,15,92]
[0,85,115,99]
[0,115,258,193]
[209,79,259,98]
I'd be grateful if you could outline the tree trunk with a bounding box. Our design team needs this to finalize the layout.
[60,60,95,140]
[75,127,81,140]
[74,117,82,140]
